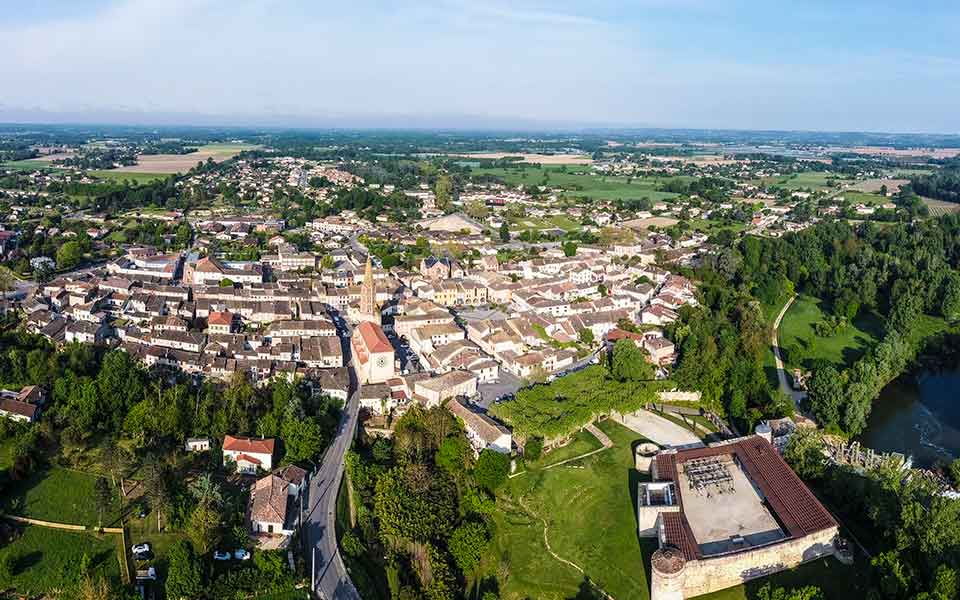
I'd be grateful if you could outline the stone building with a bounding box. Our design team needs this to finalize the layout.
[640,435,840,599]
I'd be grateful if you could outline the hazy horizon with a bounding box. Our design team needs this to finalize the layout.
[4,0,960,134]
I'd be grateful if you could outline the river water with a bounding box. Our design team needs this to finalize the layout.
[858,363,960,469]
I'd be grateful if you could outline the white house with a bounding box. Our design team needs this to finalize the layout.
[222,435,275,474]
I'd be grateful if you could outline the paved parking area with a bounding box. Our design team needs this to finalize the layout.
[476,371,523,409]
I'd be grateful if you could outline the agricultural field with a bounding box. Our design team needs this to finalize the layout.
[109,142,259,174]
[508,213,582,233]
[778,295,882,371]
[922,196,960,217]
[849,178,907,194]
[453,152,593,164]
[759,171,848,191]
[0,525,121,597]
[487,420,655,600]
[472,165,686,202]
[837,190,888,206]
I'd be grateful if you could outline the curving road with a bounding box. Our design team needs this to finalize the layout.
[302,323,361,600]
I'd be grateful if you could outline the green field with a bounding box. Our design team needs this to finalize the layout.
[778,295,882,371]
[0,159,62,171]
[838,190,887,206]
[88,170,169,184]
[2,466,121,526]
[759,171,847,191]
[473,165,685,202]
[489,420,654,600]
[0,524,121,596]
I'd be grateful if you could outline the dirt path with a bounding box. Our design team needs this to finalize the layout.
[517,497,615,600]
[772,295,807,408]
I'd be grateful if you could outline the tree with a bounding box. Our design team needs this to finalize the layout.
[93,476,112,528]
[499,221,510,242]
[281,416,325,463]
[435,436,471,475]
[783,427,826,480]
[610,339,652,382]
[143,459,173,531]
[473,450,510,493]
[449,521,490,578]
[524,437,544,461]
[56,240,83,269]
[434,175,453,211]
[756,582,823,600]
[562,241,578,257]
[189,503,221,556]
[219,278,234,287]
[942,273,960,322]
[189,473,223,508]
[320,254,335,270]
[165,540,203,600]
[578,328,595,346]
[807,366,844,429]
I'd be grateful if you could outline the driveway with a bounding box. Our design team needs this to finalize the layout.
[615,409,703,448]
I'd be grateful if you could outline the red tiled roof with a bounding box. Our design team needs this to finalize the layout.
[223,435,275,455]
[0,399,38,420]
[235,453,262,466]
[661,512,701,560]
[606,328,643,342]
[208,311,233,326]
[356,321,392,354]
[654,436,837,560]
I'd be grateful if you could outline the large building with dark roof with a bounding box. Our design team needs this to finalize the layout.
[639,434,840,599]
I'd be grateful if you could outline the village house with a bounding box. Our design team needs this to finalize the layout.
[222,435,275,474]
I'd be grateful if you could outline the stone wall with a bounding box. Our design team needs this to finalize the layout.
[656,527,838,599]
[657,391,702,403]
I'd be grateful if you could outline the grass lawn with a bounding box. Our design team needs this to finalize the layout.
[472,165,684,202]
[488,419,654,600]
[778,295,882,371]
[1,466,122,527]
[529,428,604,469]
[0,523,121,596]
[87,170,169,184]
[694,555,868,599]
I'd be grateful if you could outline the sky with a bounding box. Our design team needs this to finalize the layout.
[1,0,959,133]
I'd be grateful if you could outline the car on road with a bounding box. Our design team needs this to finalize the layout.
[234,549,251,560]
[133,549,154,561]
[131,542,151,555]
[213,551,232,561]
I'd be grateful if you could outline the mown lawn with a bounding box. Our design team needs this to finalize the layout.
[488,420,654,600]
[0,524,121,596]
[778,295,882,370]
[1,466,121,526]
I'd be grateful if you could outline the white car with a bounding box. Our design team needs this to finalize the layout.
[131,542,151,554]
[213,551,232,561]
[234,549,251,561]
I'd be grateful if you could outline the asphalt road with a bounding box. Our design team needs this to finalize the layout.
[302,322,361,600]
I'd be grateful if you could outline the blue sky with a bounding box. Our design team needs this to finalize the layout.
[1,0,959,132]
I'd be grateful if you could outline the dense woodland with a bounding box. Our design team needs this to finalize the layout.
[911,169,960,204]
[345,406,510,600]
[786,428,960,600]
[688,217,960,435]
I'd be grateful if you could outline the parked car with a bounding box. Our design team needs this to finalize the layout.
[213,551,232,561]
[134,549,154,561]
[234,549,251,561]
[131,542,152,555]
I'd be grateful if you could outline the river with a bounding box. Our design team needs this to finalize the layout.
[858,363,960,469]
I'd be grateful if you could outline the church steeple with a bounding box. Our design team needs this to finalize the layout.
[359,254,378,322]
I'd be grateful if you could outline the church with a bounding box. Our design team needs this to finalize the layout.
[349,255,381,325]
[352,321,395,384]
